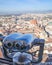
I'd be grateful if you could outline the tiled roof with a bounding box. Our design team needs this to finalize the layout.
[30,20,37,25]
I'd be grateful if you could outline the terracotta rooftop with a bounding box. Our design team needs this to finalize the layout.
[0,50,3,58]
[46,38,52,43]
[30,19,37,25]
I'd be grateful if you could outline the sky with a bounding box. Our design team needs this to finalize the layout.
[0,0,52,12]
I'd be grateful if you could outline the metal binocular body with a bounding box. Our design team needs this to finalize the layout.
[0,33,45,65]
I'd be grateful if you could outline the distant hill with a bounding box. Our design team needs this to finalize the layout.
[0,10,52,15]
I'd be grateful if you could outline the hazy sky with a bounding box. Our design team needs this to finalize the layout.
[0,0,52,12]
